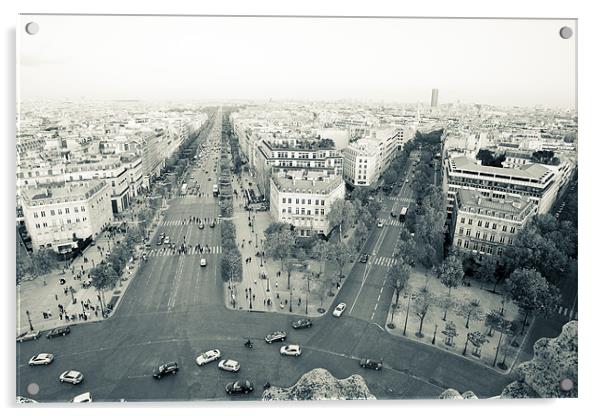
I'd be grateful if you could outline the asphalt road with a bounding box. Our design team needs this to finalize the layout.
[16,114,512,402]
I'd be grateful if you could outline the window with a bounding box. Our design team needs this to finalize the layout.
[42,222,48,228]
[459,227,464,235]
[50,210,55,216]
[41,211,46,217]
[65,208,70,214]
[508,238,513,245]
[473,243,478,250]
[475,231,481,239]
[457,239,462,247]
[302,199,305,205]
[477,220,482,227]
[58,209,62,215]
[492,223,497,230]
[485,221,489,228]
[308,199,311,205]
[282,208,286,213]
[287,207,291,213]
[301,208,306,215]
[320,209,324,215]
[487,246,493,254]
[464,240,469,248]
[510,226,516,234]
[288,198,292,204]
[502,225,507,232]
[35,223,40,229]
[482,233,487,241]
[468,219,473,225]
[315,208,319,215]
[33,212,38,218]
[321,200,325,206]
[460,217,465,224]
[500,236,506,244]
[489,235,495,242]
[67,219,71,224]
[74,207,79,213]
[295,198,299,204]
[295,207,299,214]
[282,198,286,203]
[466,229,471,237]
[497,247,504,256]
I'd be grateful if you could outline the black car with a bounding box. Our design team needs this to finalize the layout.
[291,318,313,329]
[265,331,287,343]
[225,380,254,395]
[359,254,369,263]
[46,326,71,339]
[209,221,215,228]
[360,358,383,370]
[153,362,179,379]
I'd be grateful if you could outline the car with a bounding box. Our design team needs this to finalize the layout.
[291,318,312,329]
[29,353,54,366]
[218,359,240,372]
[46,326,71,339]
[16,331,40,343]
[210,221,215,228]
[200,258,207,267]
[333,303,347,317]
[198,223,204,230]
[360,358,383,370]
[163,237,170,244]
[280,344,302,356]
[195,349,221,366]
[359,254,369,263]
[225,380,254,395]
[265,331,287,343]
[70,392,93,403]
[59,370,84,385]
[377,220,384,228]
[405,179,410,183]
[156,240,162,246]
[153,362,179,379]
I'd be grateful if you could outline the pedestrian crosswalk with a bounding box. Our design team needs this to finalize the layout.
[159,219,222,227]
[145,246,223,257]
[175,194,213,199]
[387,196,414,204]
[552,305,577,320]
[367,256,399,267]
[377,218,404,227]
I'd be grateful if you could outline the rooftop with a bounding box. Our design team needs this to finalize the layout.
[456,189,535,217]
[21,180,108,206]
[449,156,554,183]
[271,171,343,194]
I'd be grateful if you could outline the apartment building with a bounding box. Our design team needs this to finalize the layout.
[444,156,559,216]
[269,170,345,236]
[20,180,113,253]
[451,189,536,258]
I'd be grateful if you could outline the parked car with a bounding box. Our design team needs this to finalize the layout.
[280,344,302,356]
[210,221,216,228]
[17,331,40,343]
[29,353,54,366]
[291,318,312,329]
[163,237,170,244]
[359,254,369,263]
[198,223,204,230]
[218,359,240,372]
[153,362,179,379]
[265,331,287,344]
[195,349,221,366]
[333,303,347,317]
[377,220,384,228]
[70,392,93,403]
[200,258,207,267]
[59,370,84,385]
[46,326,71,339]
[360,358,383,370]
[225,380,254,395]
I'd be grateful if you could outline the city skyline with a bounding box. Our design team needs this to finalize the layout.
[18,15,576,108]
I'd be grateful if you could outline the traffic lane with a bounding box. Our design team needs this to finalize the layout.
[374,224,400,259]
[346,265,389,322]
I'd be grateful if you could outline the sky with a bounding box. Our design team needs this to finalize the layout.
[17,15,576,108]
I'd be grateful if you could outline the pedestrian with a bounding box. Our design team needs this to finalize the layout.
[263,299,266,306]
[252,294,256,301]
[55,294,58,301]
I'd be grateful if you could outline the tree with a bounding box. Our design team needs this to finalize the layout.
[283,258,297,290]
[463,330,489,357]
[413,287,433,338]
[475,256,498,291]
[436,255,464,320]
[16,251,33,282]
[505,268,561,334]
[327,199,353,241]
[353,221,369,251]
[221,251,242,283]
[30,249,56,284]
[457,298,484,329]
[387,261,411,323]
[329,241,354,282]
[442,322,458,346]
[311,239,329,275]
[264,227,296,271]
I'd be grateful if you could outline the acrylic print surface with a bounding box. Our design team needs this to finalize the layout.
[16,14,577,403]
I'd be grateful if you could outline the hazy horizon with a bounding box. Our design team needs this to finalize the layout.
[18,15,576,109]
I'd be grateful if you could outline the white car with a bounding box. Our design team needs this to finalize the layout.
[29,353,54,366]
[195,349,221,366]
[218,359,240,372]
[200,258,207,267]
[59,370,84,385]
[377,220,384,228]
[164,237,170,244]
[280,344,302,357]
[333,303,347,317]
[70,392,93,403]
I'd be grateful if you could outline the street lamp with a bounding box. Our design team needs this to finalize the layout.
[249,288,253,309]
[25,310,34,331]
[403,293,412,336]
[289,289,293,312]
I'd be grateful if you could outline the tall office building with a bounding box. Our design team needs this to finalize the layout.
[431,88,439,107]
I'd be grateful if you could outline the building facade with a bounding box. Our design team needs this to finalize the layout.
[269,170,345,236]
[21,180,113,253]
[451,189,536,258]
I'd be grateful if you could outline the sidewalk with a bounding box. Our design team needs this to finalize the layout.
[16,199,164,335]
[224,170,345,317]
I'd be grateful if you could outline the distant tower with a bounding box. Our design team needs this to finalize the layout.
[431,88,439,107]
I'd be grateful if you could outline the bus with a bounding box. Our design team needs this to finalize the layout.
[399,206,408,222]
[212,184,219,197]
